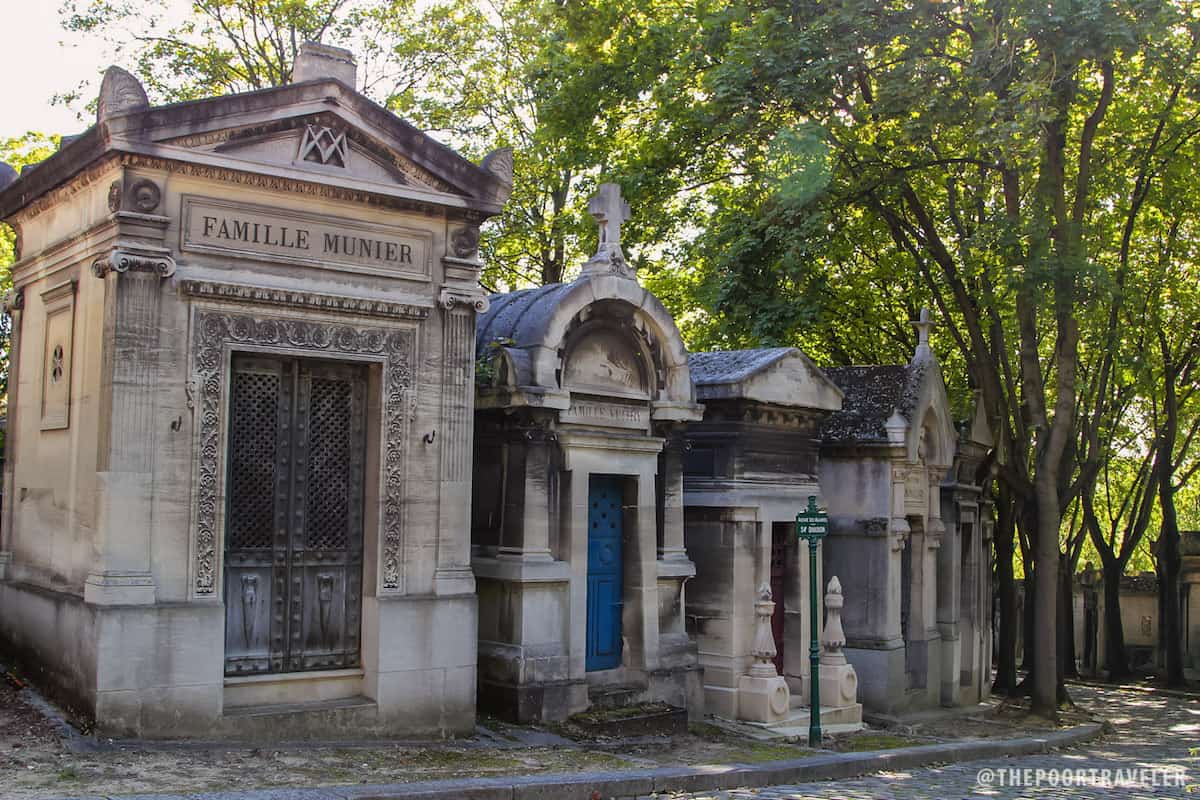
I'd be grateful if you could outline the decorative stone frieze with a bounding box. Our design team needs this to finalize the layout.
[178,279,431,320]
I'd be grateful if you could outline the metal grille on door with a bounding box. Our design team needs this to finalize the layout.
[223,355,366,677]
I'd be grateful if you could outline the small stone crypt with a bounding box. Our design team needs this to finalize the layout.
[819,312,993,713]
[471,185,705,722]
[681,347,860,729]
[0,44,510,738]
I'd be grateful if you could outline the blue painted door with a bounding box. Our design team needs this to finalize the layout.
[587,476,624,671]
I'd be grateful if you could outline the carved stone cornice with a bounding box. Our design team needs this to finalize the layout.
[92,248,176,279]
[2,287,24,315]
[119,154,458,218]
[179,279,432,320]
[439,286,490,314]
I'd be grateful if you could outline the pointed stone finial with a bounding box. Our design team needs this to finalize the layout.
[912,307,934,351]
[581,183,635,279]
[96,66,149,123]
[0,161,17,191]
[749,583,780,678]
[821,575,847,664]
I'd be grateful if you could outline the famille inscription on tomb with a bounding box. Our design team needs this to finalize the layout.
[182,196,431,278]
[560,397,651,430]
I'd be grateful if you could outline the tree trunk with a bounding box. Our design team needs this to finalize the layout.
[1021,556,1036,672]
[993,493,1019,693]
[1157,331,1187,687]
[1160,490,1185,686]
[1060,553,1077,679]
[1101,564,1129,679]
[1032,479,1060,717]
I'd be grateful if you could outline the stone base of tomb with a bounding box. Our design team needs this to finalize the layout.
[844,636,947,715]
[0,580,479,739]
[478,661,704,724]
[736,672,791,723]
[477,675,589,723]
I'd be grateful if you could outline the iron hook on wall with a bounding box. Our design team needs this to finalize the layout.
[423,430,437,445]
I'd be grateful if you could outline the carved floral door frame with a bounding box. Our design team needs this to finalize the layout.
[186,305,418,603]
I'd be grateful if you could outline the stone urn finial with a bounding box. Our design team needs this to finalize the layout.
[749,582,779,678]
[821,575,847,665]
[737,582,791,723]
[817,575,860,711]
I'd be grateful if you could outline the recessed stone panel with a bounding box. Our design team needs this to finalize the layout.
[181,195,432,280]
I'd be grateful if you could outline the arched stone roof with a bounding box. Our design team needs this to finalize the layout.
[476,273,698,414]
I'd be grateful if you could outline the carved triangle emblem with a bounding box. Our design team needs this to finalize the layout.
[298,124,349,167]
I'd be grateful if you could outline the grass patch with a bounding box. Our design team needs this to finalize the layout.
[726,742,812,763]
[838,733,923,752]
[55,765,81,782]
[687,722,730,739]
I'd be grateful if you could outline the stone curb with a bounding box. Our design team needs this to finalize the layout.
[52,722,1103,800]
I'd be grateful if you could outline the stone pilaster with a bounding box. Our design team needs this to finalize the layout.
[434,240,488,595]
[0,287,23,579]
[658,426,689,562]
[86,244,175,605]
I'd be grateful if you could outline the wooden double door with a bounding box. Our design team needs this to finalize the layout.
[222,354,367,677]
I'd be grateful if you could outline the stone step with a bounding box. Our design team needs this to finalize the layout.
[217,695,381,740]
[587,683,646,710]
[223,694,374,717]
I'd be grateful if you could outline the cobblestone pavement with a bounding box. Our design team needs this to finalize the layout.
[644,684,1200,799]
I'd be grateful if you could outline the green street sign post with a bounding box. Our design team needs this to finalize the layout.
[795,495,828,746]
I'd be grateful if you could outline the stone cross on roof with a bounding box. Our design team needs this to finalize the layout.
[589,183,631,249]
[912,307,934,349]
[581,182,635,279]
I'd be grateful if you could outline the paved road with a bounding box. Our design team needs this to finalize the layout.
[644,684,1200,799]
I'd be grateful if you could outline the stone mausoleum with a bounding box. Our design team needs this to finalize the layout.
[470,185,705,722]
[0,43,993,738]
[0,44,510,738]
[681,347,860,728]
[819,314,994,713]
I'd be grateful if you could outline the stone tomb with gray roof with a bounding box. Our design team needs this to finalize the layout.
[819,311,993,713]
[471,185,705,722]
[0,44,509,738]
[682,346,863,730]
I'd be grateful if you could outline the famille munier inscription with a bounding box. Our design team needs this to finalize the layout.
[182,196,429,277]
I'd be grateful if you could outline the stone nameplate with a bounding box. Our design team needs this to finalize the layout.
[561,398,650,430]
[181,196,431,279]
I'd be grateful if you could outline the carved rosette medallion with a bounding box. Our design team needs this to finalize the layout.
[190,311,413,595]
[128,178,162,213]
[449,225,480,259]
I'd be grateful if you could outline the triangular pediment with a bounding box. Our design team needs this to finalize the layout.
[158,112,461,197]
[0,77,512,220]
[690,348,844,411]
